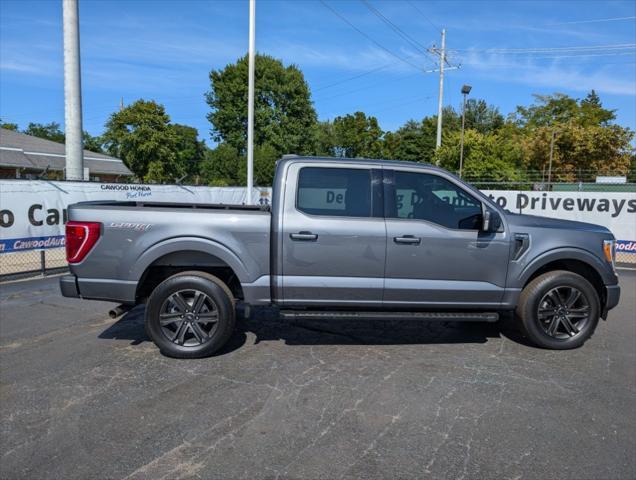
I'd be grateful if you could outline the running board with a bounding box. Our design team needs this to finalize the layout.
[279,311,499,322]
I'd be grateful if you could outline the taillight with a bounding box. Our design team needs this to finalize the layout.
[66,221,101,263]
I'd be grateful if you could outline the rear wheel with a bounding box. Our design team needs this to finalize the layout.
[145,271,235,358]
[516,270,600,350]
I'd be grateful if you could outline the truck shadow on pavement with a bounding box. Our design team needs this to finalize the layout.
[98,306,529,357]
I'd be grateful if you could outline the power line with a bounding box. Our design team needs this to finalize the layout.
[368,95,433,115]
[360,0,436,65]
[313,63,396,92]
[458,52,636,67]
[315,71,421,102]
[319,0,425,72]
[547,16,636,26]
[451,43,636,54]
[406,0,442,33]
[314,50,449,94]
[521,51,636,60]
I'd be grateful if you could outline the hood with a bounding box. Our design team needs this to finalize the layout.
[504,212,612,235]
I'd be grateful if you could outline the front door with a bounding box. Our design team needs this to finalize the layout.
[383,169,510,308]
[280,163,385,307]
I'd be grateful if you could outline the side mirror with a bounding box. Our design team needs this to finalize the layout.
[481,205,491,232]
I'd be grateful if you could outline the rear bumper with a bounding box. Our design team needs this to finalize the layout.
[603,284,621,318]
[60,275,80,298]
[59,274,137,304]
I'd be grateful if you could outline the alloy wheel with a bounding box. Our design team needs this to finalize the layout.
[537,286,591,340]
[159,289,219,347]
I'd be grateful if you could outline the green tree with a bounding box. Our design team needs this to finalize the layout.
[21,121,105,153]
[512,91,632,180]
[170,123,207,178]
[579,90,616,127]
[24,122,65,143]
[206,54,317,156]
[103,100,183,182]
[521,123,634,181]
[0,119,19,131]
[434,129,524,182]
[513,93,579,128]
[199,143,241,186]
[381,103,486,164]
[382,118,437,163]
[463,99,504,134]
[437,105,462,133]
[332,112,383,158]
[311,121,336,156]
[513,92,616,129]
[238,143,279,186]
[83,132,104,153]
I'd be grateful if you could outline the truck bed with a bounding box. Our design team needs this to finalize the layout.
[66,200,272,305]
[71,200,270,211]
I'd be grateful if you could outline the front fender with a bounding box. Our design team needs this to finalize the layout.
[512,247,615,288]
[130,236,252,283]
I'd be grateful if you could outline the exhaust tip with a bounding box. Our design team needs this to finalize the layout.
[109,304,131,319]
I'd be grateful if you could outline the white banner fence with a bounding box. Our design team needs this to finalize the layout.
[0,180,634,275]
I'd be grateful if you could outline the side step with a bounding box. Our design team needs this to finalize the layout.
[279,311,499,322]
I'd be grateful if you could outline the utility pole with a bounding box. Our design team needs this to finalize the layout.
[547,129,558,190]
[246,0,255,204]
[435,28,446,150]
[62,0,84,181]
[120,97,124,111]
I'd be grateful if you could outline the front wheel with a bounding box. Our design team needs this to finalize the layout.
[516,270,600,350]
[145,271,235,358]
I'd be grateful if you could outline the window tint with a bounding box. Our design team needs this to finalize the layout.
[297,167,371,217]
[392,171,482,230]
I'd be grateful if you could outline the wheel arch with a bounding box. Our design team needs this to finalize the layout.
[519,249,608,306]
[132,238,249,302]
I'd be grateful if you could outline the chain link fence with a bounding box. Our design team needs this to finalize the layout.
[0,248,67,279]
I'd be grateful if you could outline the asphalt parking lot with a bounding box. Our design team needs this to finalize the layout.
[1,272,635,480]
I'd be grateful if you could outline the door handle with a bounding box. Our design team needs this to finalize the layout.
[394,235,421,245]
[290,231,318,241]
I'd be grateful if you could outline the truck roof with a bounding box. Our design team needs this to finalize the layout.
[278,155,442,172]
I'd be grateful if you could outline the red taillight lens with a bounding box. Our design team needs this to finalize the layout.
[65,221,101,263]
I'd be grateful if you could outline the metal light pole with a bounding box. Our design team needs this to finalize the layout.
[62,0,84,181]
[246,0,255,204]
[458,84,471,178]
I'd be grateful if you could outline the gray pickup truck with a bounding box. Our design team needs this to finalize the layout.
[60,156,620,357]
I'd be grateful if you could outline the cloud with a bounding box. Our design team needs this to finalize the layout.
[0,60,46,74]
[264,41,428,74]
[0,43,62,78]
[461,51,636,96]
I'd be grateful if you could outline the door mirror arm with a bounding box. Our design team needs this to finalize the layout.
[481,204,491,232]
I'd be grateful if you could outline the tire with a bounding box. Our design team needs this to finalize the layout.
[145,271,235,358]
[516,270,600,350]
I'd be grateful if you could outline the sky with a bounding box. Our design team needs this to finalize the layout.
[1,0,635,145]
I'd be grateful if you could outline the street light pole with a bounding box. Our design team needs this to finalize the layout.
[62,0,84,181]
[458,84,471,179]
[246,0,255,204]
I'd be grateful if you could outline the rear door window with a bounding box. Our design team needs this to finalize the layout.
[297,167,372,217]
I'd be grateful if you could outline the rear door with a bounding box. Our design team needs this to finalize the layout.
[279,162,385,307]
[383,168,510,308]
